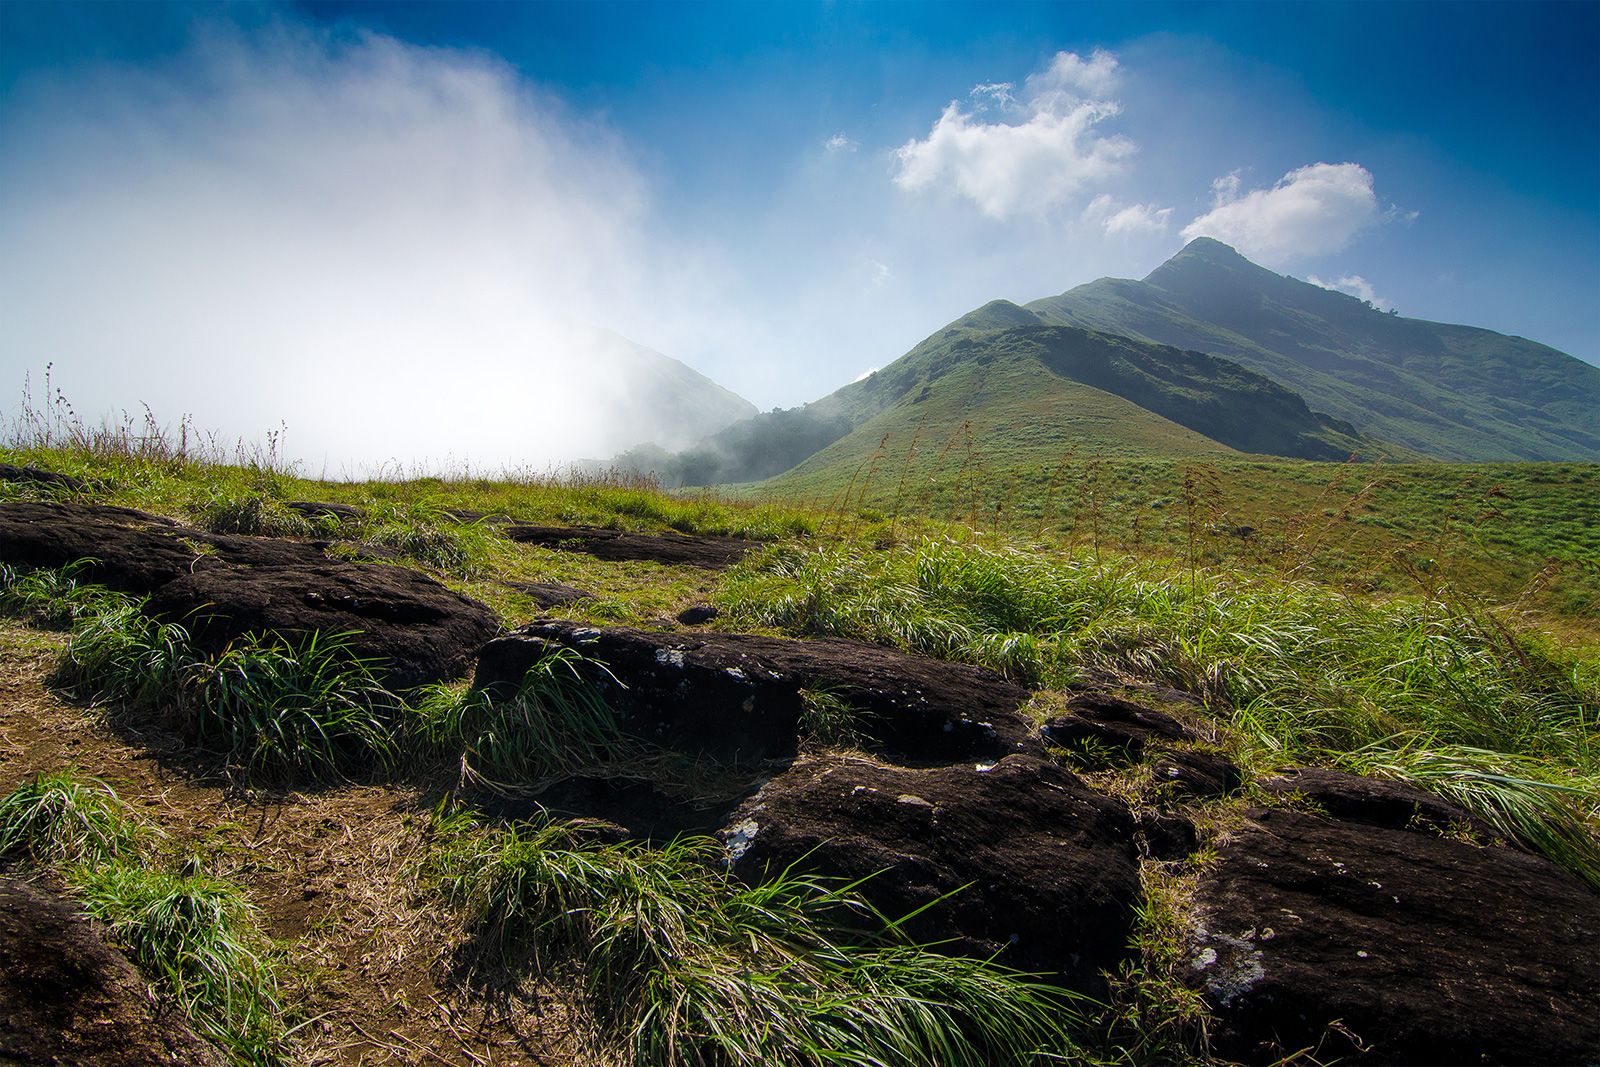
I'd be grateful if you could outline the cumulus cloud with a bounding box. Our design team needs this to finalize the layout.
[824,133,857,152]
[1082,194,1172,237]
[1307,273,1392,311]
[1181,162,1380,266]
[893,50,1133,221]
[0,21,726,473]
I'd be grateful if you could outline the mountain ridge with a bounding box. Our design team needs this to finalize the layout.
[1027,238,1600,461]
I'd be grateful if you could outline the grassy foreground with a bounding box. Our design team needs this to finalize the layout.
[2,425,1598,1064]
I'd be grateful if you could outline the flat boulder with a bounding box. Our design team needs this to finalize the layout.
[0,501,328,593]
[503,580,593,609]
[503,524,754,568]
[0,876,228,1066]
[723,754,1141,993]
[1185,807,1600,1064]
[1259,766,1490,835]
[475,621,1037,763]
[0,463,90,493]
[147,561,500,689]
[1040,690,1209,762]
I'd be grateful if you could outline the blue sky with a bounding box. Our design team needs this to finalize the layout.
[2,1,1596,470]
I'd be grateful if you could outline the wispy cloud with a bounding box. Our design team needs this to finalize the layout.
[1308,273,1392,311]
[824,132,857,152]
[893,50,1133,221]
[1181,162,1380,266]
[1082,193,1172,237]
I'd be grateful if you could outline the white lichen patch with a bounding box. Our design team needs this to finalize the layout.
[1189,924,1267,1006]
[724,818,760,865]
[654,648,687,668]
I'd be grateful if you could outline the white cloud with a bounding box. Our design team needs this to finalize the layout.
[825,133,857,152]
[1307,273,1392,311]
[1180,162,1380,266]
[1082,193,1172,237]
[866,258,892,286]
[0,22,737,472]
[852,366,879,382]
[893,50,1134,221]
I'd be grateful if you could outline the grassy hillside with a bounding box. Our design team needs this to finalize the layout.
[635,301,1370,486]
[1029,238,1600,461]
[2,430,1597,1065]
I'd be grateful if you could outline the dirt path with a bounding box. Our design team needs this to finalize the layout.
[0,620,590,1066]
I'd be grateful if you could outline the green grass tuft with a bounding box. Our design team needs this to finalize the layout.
[0,771,146,866]
[428,809,1093,1066]
[416,648,637,789]
[75,862,292,1065]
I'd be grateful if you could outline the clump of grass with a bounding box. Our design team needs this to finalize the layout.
[1343,743,1600,888]
[797,687,868,749]
[0,771,146,866]
[428,809,1092,1066]
[187,631,402,779]
[1,771,293,1064]
[191,490,317,539]
[357,500,493,577]
[76,863,292,1064]
[416,648,637,789]
[51,590,404,780]
[0,560,129,628]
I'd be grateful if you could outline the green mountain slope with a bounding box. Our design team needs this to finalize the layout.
[1027,238,1600,461]
[634,304,1371,488]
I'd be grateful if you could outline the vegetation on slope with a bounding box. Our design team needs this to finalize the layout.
[1029,237,1600,461]
[3,414,1598,1064]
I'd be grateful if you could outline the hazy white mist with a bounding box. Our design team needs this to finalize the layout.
[0,23,728,474]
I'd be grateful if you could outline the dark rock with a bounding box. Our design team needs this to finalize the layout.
[147,561,500,689]
[1040,691,1205,762]
[283,500,363,522]
[1,501,217,592]
[675,604,719,625]
[0,876,228,1066]
[1150,749,1242,799]
[723,754,1141,993]
[475,621,1037,764]
[504,524,754,568]
[0,463,89,493]
[1186,808,1600,1064]
[1259,767,1484,834]
[1135,810,1200,860]
[0,501,328,593]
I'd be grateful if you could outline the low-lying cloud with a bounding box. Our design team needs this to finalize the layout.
[1181,162,1380,267]
[893,50,1134,221]
[1308,273,1393,311]
[0,21,722,474]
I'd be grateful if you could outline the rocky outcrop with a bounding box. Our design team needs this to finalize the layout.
[0,463,90,493]
[0,876,228,1066]
[147,561,499,689]
[722,753,1142,994]
[503,524,754,568]
[475,620,1037,763]
[1,501,498,688]
[1186,807,1600,1064]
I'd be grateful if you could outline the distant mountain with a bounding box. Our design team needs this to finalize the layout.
[625,303,1371,487]
[585,331,757,453]
[1027,238,1600,461]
